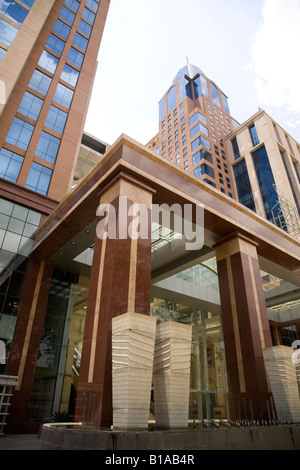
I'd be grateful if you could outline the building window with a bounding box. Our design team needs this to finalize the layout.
[5,117,34,150]
[35,131,61,164]
[233,159,256,212]
[78,19,92,37]
[17,92,44,121]
[252,145,279,222]
[0,1,29,25]
[53,83,74,109]
[192,149,212,166]
[231,137,240,160]
[46,34,66,55]
[249,123,259,146]
[59,6,76,24]
[64,0,80,12]
[191,135,211,152]
[67,47,84,68]
[82,7,95,24]
[86,0,99,11]
[189,112,207,127]
[194,163,215,179]
[73,32,88,51]
[38,50,59,74]
[53,19,71,39]
[61,64,79,87]
[45,105,68,134]
[25,162,52,195]
[0,47,5,63]
[210,82,221,108]
[167,86,176,113]
[0,148,23,182]
[0,18,18,45]
[190,122,209,139]
[28,70,52,95]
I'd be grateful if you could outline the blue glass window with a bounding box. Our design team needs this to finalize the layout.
[189,112,207,127]
[78,19,92,37]
[35,131,60,164]
[231,137,240,160]
[222,93,230,114]
[5,117,34,150]
[59,6,76,24]
[159,98,165,122]
[249,124,259,146]
[82,7,95,24]
[192,149,212,166]
[191,135,211,152]
[73,32,88,51]
[0,18,18,45]
[64,0,80,12]
[53,83,74,109]
[46,34,65,55]
[178,77,188,102]
[233,159,256,212]
[190,123,209,139]
[86,0,99,12]
[25,162,52,195]
[167,86,176,113]
[53,19,71,39]
[38,50,59,74]
[67,47,84,68]
[61,64,79,86]
[0,1,28,25]
[194,163,215,179]
[0,148,23,182]
[194,75,209,99]
[45,105,68,134]
[0,47,6,62]
[28,69,52,95]
[210,83,221,108]
[21,0,35,7]
[252,146,281,222]
[17,92,43,120]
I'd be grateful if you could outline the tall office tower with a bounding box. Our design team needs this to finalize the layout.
[0,0,110,202]
[226,110,300,238]
[147,63,239,197]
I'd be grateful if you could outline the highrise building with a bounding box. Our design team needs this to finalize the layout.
[226,109,300,239]
[148,62,239,197]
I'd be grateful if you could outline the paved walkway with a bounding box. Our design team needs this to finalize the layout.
[0,434,42,450]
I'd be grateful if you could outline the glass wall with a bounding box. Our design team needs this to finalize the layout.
[233,159,256,212]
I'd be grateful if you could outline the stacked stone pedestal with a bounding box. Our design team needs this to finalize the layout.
[263,346,300,421]
[153,321,192,430]
[112,312,157,430]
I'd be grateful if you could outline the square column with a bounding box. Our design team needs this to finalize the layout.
[75,173,154,428]
[214,232,273,420]
[153,321,192,429]
[112,312,156,430]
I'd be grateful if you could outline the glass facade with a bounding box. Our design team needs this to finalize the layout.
[0,198,41,372]
[233,159,256,212]
[252,145,280,222]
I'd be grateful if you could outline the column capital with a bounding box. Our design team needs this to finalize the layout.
[214,231,258,261]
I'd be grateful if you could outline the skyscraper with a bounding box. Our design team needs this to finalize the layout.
[0,0,110,201]
[148,62,239,197]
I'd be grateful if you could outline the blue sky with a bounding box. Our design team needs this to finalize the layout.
[84,0,300,146]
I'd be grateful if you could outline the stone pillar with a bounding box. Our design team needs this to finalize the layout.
[75,173,154,428]
[112,312,156,430]
[214,232,273,421]
[153,321,192,429]
[5,258,54,433]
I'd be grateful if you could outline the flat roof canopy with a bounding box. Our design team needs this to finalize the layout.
[31,135,300,288]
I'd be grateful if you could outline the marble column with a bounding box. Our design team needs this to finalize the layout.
[153,321,192,429]
[75,173,154,428]
[214,232,273,421]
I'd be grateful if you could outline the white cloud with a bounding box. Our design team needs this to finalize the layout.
[251,0,300,114]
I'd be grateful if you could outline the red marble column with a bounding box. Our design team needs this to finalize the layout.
[214,232,274,421]
[5,258,54,433]
[75,174,154,428]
